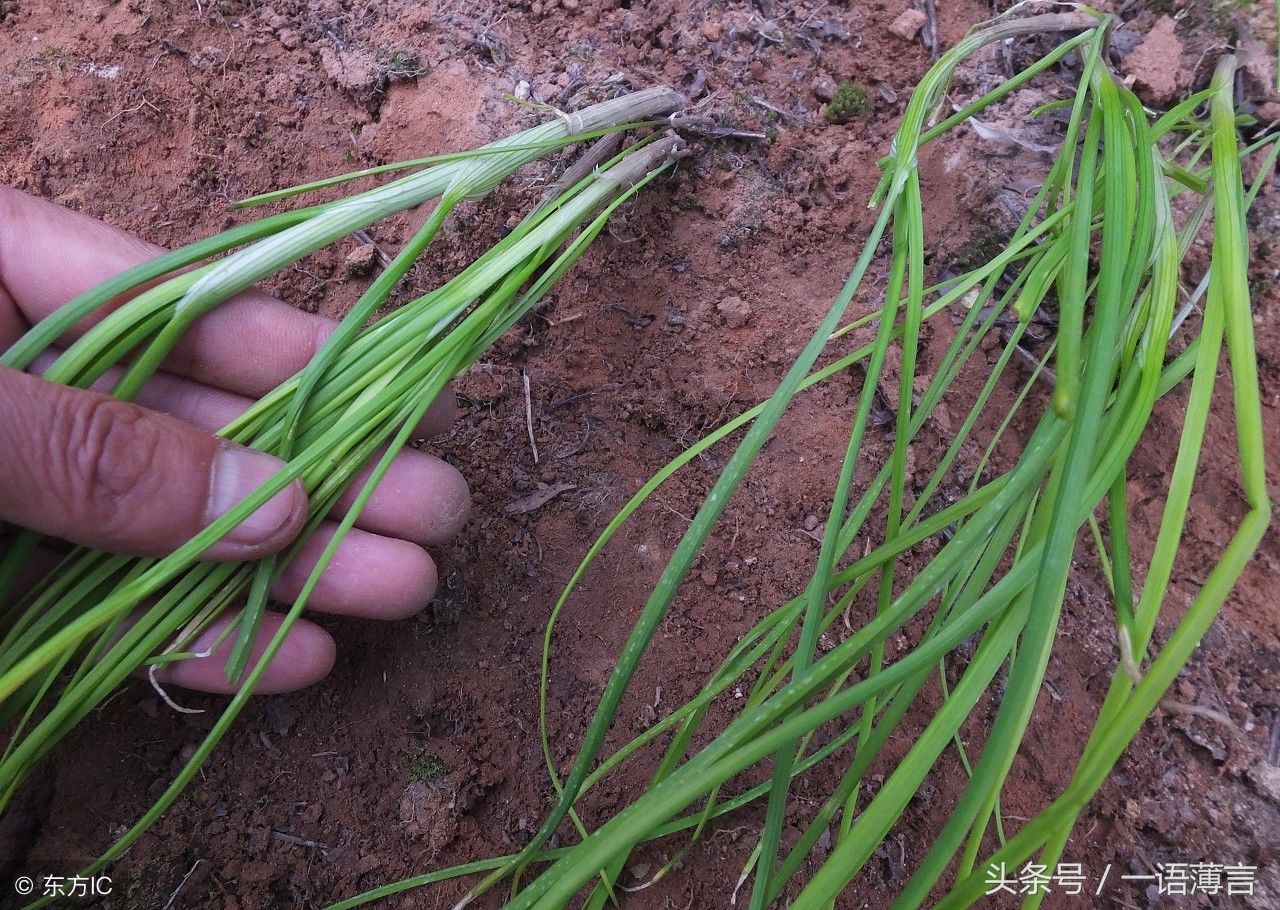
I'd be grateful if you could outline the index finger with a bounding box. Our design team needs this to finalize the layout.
[0,186,336,397]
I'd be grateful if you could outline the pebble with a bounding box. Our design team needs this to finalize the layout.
[811,75,837,102]
[717,295,751,328]
[887,9,927,42]
[344,242,379,276]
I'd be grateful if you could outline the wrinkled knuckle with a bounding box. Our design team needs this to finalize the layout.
[49,394,165,532]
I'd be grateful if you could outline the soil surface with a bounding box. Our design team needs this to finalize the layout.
[1,1,1279,909]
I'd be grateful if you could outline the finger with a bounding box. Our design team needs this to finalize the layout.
[26,351,467,547]
[332,449,471,547]
[28,353,460,439]
[0,186,164,344]
[419,386,458,439]
[168,294,337,398]
[0,188,326,397]
[9,547,332,694]
[13,519,437,621]
[27,351,468,544]
[153,611,335,695]
[0,366,306,558]
[270,524,438,619]
[29,350,249,430]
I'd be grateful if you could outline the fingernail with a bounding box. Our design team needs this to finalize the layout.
[207,446,301,550]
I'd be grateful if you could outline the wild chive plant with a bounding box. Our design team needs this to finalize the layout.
[326,9,1275,910]
[0,88,684,902]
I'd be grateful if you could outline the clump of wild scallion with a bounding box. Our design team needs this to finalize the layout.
[327,9,1275,910]
[0,87,684,901]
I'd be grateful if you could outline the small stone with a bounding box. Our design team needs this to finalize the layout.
[277,29,302,50]
[811,75,837,102]
[1247,762,1280,806]
[717,295,751,328]
[263,696,299,735]
[1121,16,1184,104]
[887,9,927,42]
[803,514,820,532]
[345,243,379,276]
[700,568,718,587]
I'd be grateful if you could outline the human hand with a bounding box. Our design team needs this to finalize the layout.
[0,187,470,694]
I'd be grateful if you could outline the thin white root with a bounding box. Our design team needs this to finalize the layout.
[149,665,205,715]
[1121,628,1237,730]
[524,370,540,465]
[619,862,670,892]
[161,859,203,910]
[1160,699,1238,730]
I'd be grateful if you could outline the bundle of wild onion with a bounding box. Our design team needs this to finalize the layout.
[327,10,1274,910]
[0,88,683,900]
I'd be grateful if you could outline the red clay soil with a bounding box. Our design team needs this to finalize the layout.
[1,1,1278,909]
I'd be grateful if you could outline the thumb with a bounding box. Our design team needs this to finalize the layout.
[0,366,306,558]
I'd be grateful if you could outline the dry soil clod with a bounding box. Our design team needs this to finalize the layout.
[1121,16,1186,105]
[888,9,928,42]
